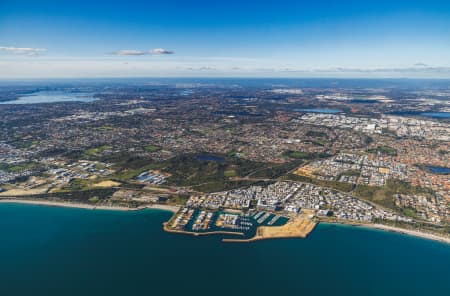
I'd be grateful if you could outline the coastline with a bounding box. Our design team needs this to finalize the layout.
[0,198,180,213]
[363,223,450,245]
[322,221,450,245]
[0,198,447,245]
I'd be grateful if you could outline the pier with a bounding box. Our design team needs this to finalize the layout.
[267,214,281,225]
[257,212,271,224]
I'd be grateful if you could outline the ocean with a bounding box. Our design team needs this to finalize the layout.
[0,203,449,296]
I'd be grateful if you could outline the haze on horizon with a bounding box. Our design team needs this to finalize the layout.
[1,0,450,79]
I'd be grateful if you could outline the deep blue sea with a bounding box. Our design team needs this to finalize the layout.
[0,203,449,296]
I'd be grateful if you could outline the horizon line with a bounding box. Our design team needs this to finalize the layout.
[2,76,450,81]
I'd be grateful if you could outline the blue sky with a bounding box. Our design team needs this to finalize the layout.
[1,0,450,78]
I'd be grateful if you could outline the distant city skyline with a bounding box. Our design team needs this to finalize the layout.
[1,0,450,78]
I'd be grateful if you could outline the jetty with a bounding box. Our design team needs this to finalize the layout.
[267,214,281,225]
[257,212,271,224]
[163,222,245,237]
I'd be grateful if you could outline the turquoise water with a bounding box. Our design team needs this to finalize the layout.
[0,91,97,104]
[0,203,449,296]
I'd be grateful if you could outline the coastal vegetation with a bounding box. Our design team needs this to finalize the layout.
[0,188,117,203]
[192,180,272,193]
[97,152,290,192]
[354,179,432,209]
[250,161,302,179]
[284,173,354,192]
[400,207,418,219]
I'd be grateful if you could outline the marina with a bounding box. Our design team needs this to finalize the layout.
[166,208,290,239]
[257,212,271,224]
[268,214,282,225]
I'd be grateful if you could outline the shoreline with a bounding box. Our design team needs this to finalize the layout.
[322,221,450,245]
[0,198,448,245]
[362,223,450,245]
[0,198,180,213]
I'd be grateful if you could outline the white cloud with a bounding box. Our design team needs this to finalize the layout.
[111,49,147,56]
[0,46,46,55]
[186,66,216,71]
[111,48,175,56]
[149,48,174,55]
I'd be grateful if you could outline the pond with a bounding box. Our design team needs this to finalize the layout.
[426,166,450,174]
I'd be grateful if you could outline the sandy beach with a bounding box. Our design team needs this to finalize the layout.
[323,220,450,245]
[361,223,450,245]
[147,204,180,213]
[0,198,180,213]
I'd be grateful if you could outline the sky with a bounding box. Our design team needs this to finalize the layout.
[1,0,450,78]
